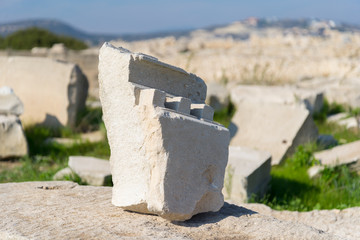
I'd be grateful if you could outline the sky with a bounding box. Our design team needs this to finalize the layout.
[0,0,359,34]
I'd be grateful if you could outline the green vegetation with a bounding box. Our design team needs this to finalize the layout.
[251,144,360,211]
[0,107,110,184]
[213,100,236,127]
[314,98,360,143]
[0,27,88,50]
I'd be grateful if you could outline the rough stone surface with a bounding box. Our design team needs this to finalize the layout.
[0,115,27,159]
[0,86,24,116]
[229,102,318,165]
[99,43,229,221]
[314,140,360,166]
[0,181,351,240]
[244,203,360,240]
[0,56,88,128]
[230,85,324,114]
[223,146,271,204]
[68,156,111,186]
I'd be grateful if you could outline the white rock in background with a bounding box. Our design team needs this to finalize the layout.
[99,43,229,221]
[229,102,318,165]
[223,146,271,204]
[0,86,24,116]
[328,113,358,130]
[314,140,360,167]
[297,77,360,109]
[230,85,324,115]
[307,165,325,178]
[68,156,111,186]
[0,56,88,128]
[0,115,27,159]
[53,167,75,181]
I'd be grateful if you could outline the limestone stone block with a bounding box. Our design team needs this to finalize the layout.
[297,77,360,109]
[223,146,271,204]
[99,43,229,221]
[68,156,111,186]
[230,85,324,114]
[314,140,360,167]
[0,56,88,128]
[0,86,24,116]
[307,165,325,178]
[53,167,75,180]
[0,115,27,159]
[190,103,214,121]
[164,96,191,115]
[229,102,318,165]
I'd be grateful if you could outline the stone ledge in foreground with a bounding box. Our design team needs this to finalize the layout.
[0,181,344,240]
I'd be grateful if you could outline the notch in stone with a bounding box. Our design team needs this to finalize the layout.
[164,97,191,115]
[190,104,214,121]
[138,89,166,107]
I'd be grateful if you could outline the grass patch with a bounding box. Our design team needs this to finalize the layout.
[251,144,360,211]
[213,100,236,127]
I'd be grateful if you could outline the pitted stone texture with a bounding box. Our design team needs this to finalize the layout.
[68,156,111,186]
[0,86,24,116]
[0,115,27,159]
[229,102,318,165]
[99,43,229,221]
[0,56,88,128]
[223,146,271,204]
[0,181,349,240]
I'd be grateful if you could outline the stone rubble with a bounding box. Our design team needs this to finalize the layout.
[68,156,111,186]
[229,101,318,165]
[0,86,24,116]
[0,87,27,159]
[230,84,324,115]
[0,56,88,128]
[328,113,359,130]
[223,146,271,204]
[99,43,230,221]
[308,140,360,177]
[315,140,360,167]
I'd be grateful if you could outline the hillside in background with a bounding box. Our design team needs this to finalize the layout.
[0,19,190,45]
[1,18,360,46]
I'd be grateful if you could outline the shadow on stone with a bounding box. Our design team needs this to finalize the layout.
[39,114,63,128]
[174,202,258,227]
[228,122,238,140]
